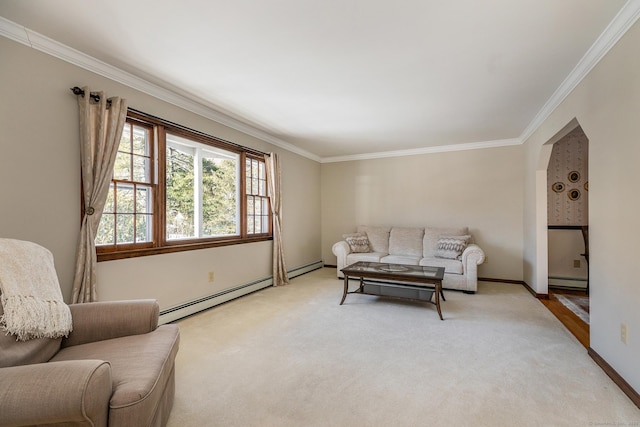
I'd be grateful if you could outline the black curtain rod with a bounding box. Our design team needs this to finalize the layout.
[70,86,112,105]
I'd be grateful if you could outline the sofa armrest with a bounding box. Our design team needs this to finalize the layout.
[461,244,485,266]
[63,299,160,348]
[332,241,352,278]
[0,360,112,426]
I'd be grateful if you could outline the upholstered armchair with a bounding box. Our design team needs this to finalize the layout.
[0,240,180,427]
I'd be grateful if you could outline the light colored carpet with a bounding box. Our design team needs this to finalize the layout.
[556,294,590,324]
[167,268,639,426]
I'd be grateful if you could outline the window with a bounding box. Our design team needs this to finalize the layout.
[246,156,270,235]
[95,111,271,260]
[96,120,155,248]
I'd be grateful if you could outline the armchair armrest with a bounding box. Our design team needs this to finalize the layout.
[0,360,111,426]
[63,299,160,348]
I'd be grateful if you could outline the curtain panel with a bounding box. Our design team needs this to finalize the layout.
[72,88,128,303]
[265,153,289,286]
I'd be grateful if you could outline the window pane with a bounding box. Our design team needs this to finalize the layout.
[120,123,132,153]
[247,196,255,216]
[255,197,262,215]
[114,152,131,180]
[132,155,150,182]
[247,215,255,233]
[104,184,115,213]
[132,127,148,155]
[251,159,258,180]
[261,214,269,233]
[166,142,195,240]
[259,161,265,180]
[96,214,115,245]
[136,186,152,214]
[116,214,134,244]
[202,158,237,236]
[136,214,152,243]
[259,179,266,196]
[116,184,135,213]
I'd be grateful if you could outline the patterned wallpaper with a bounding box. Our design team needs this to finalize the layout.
[547,126,589,226]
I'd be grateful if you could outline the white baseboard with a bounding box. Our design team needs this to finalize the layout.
[159,260,323,324]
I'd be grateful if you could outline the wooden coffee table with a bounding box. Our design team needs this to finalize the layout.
[340,261,446,320]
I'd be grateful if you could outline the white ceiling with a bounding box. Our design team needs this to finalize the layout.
[0,1,636,161]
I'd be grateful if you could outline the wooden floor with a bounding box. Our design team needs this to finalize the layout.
[540,288,590,348]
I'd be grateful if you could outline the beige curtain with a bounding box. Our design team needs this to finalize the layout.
[72,87,128,303]
[265,153,289,286]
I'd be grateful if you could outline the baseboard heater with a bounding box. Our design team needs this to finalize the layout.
[548,276,587,289]
[159,260,324,324]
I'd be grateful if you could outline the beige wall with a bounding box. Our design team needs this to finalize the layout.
[321,145,524,281]
[523,21,640,392]
[0,37,321,309]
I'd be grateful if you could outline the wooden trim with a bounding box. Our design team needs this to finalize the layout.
[128,108,268,157]
[324,264,337,268]
[97,236,272,261]
[548,225,585,230]
[588,348,640,409]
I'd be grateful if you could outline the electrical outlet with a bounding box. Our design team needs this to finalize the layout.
[573,259,581,268]
[621,323,628,345]
[208,271,215,283]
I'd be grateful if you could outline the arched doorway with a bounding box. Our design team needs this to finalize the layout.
[536,118,590,346]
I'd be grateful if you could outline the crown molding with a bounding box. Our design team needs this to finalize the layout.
[519,0,640,143]
[0,16,321,163]
[320,138,522,163]
[3,1,639,164]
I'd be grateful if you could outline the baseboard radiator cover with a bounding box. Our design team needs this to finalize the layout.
[159,260,323,324]
[548,276,588,289]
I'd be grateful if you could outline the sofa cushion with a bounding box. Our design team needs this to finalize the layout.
[388,227,424,256]
[346,252,387,265]
[423,226,469,258]
[51,324,179,426]
[420,257,464,275]
[0,297,62,368]
[380,255,421,265]
[342,233,371,253]
[357,226,391,253]
[434,235,471,260]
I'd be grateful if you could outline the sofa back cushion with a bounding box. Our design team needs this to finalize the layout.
[357,226,391,253]
[389,227,424,256]
[0,297,62,367]
[423,226,469,258]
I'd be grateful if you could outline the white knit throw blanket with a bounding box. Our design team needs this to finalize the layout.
[0,239,73,341]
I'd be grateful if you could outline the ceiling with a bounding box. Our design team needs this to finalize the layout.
[0,1,635,161]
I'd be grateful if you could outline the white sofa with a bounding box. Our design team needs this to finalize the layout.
[332,226,485,293]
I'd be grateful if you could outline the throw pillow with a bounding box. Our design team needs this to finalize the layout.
[343,233,371,253]
[434,235,471,260]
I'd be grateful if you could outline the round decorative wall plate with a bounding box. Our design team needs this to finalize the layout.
[552,182,565,193]
[568,189,581,201]
[568,171,581,183]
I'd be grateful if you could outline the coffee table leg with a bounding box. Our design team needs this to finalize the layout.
[440,288,446,302]
[435,282,443,320]
[340,275,348,305]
